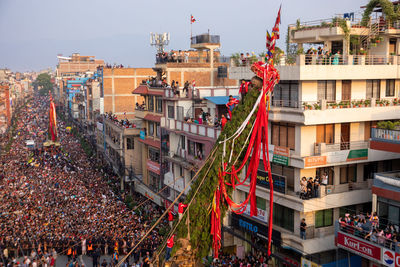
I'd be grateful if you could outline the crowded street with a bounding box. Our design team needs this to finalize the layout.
[0,96,167,266]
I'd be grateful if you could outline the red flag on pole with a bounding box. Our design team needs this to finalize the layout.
[191,15,196,24]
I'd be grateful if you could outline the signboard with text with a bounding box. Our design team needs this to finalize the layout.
[304,156,327,167]
[147,160,160,175]
[257,169,286,194]
[272,146,289,166]
[337,232,382,263]
[326,149,368,164]
[140,130,146,140]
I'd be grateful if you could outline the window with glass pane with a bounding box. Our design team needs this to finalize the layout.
[316,124,335,144]
[386,79,395,97]
[148,122,154,136]
[273,203,294,231]
[156,97,163,113]
[366,80,380,99]
[271,123,295,150]
[315,209,333,228]
[148,96,154,112]
[245,193,266,211]
[272,81,299,108]
[318,81,336,101]
[148,148,160,163]
[127,137,134,150]
[167,105,174,118]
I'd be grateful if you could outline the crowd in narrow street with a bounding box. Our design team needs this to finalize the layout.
[0,96,167,266]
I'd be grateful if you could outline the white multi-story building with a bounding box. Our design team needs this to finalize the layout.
[227,7,400,266]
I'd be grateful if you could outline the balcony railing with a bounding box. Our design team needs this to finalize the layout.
[230,54,400,67]
[191,34,220,45]
[335,220,400,253]
[371,127,400,143]
[298,98,398,111]
[314,140,369,155]
[156,55,229,64]
[162,117,221,139]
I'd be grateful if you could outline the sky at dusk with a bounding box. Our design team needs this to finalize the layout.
[0,0,367,72]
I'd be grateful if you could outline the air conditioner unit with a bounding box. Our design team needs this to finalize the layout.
[180,149,186,158]
[168,151,175,157]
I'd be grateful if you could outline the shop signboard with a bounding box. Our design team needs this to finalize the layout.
[304,156,327,167]
[272,146,289,166]
[231,213,281,246]
[256,169,286,194]
[140,130,146,140]
[147,160,160,175]
[326,149,368,164]
[243,204,268,223]
[301,257,321,267]
[337,231,381,263]
[382,248,395,267]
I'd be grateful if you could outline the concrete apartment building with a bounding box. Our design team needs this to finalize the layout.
[55,53,104,104]
[102,67,155,120]
[133,33,238,207]
[226,7,400,266]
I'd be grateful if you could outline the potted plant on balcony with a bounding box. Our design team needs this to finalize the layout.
[329,102,338,109]
[364,99,371,107]
[303,102,312,110]
[313,103,321,110]
[384,99,390,106]
[393,98,399,106]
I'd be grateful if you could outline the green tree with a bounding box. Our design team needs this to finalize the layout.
[34,73,53,95]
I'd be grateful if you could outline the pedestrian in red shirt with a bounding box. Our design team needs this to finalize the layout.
[165,234,175,261]
[168,210,174,228]
[178,202,188,220]
[221,115,228,130]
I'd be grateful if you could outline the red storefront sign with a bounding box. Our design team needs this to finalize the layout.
[147,160,160,175]
[337,232,381,262]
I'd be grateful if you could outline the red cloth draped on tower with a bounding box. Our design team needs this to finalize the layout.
[211,7,281,259]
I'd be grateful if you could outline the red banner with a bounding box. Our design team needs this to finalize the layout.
[337,232,381,262]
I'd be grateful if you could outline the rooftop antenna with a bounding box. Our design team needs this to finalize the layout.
[150,32,170,54]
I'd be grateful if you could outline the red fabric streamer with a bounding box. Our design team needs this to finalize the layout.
[211,8,281,259]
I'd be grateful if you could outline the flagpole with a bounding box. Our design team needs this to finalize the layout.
[190,14,192,39]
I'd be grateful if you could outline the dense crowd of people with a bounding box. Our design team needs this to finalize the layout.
[103,112,136,128]
[210,252,269,267]
[0,96,167,266]
[339,212,400,251]
[156,51,190,64]
[305,47,342,65]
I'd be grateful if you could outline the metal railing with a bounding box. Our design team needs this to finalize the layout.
[371,128,400,142]
[191,34,220,45]
[314,140,369,154]
[230,54,400,67]
[156,55,229,64]
[162,117,221,139]
[336,220,400,253]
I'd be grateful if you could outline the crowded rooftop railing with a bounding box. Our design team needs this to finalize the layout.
[103,112,136,128]
[337,212,400,252]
